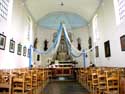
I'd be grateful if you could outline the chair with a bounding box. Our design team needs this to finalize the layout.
[91,68,98,94]
[25,70,33,94]
[12,71,28,94]
[0,70,11,94]
[97,69,107,94]
[104,70,119,94]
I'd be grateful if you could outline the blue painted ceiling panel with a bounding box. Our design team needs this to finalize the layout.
[38,11,88,30]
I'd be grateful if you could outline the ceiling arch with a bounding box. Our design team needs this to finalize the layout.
[38,11,88,30]
[24,0,102,29]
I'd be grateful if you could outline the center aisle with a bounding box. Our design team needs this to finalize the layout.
[42,81,89,94]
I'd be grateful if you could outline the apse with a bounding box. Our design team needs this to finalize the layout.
[38,11,88,30]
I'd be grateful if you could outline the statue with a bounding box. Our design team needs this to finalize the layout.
[44,39,48,51]
[53,28,73,61]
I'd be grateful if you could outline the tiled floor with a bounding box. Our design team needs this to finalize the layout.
[42,81,89,94]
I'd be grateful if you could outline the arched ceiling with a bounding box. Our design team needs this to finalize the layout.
[38,11,88,30]
[24,0,102,29]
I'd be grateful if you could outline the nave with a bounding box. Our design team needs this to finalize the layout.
[1,0,125,94]
[0,67,125,94]
[43,81,89,94]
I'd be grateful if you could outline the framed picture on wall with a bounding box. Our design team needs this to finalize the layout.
[95,46,99,57]
[120,35,125,51]
[27,48,30,58]
[23,46,27,56]
[37,54,40,61]
[9,39,15,53]
[0,33,6,50]
[104,40,111,57]
[17,43,22,55]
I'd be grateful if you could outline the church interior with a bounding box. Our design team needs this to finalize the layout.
[0,0,125,94]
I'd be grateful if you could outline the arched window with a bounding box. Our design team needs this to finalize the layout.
[26,16,33,42]
[92,14,99,43]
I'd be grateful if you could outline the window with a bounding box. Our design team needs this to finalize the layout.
[0,0,9,20]
[26,16,33,42]
[92,14,99,43]
[118,0,125,21]
[114,0,125,25]
[24,16,33,45]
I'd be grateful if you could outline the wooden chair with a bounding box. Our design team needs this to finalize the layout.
[12,71,28,94]
[104,70,119,94]
[86,68,92,91]
[97,69,107,94]
[25,70,33,94]
[91,68,98,94]
[119,68,125,94]
[32,69,38,90]
[0,70,11,94]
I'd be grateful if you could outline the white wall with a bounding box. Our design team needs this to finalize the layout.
[71,27,90,67]
[2,0,124,68]
[0,0,35,69]
[89,0,125,67]
[34,27,55,67]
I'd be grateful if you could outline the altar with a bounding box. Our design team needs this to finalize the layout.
[49,28,77,80]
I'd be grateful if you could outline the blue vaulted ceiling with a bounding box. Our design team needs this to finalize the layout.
[38,11,88,30]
